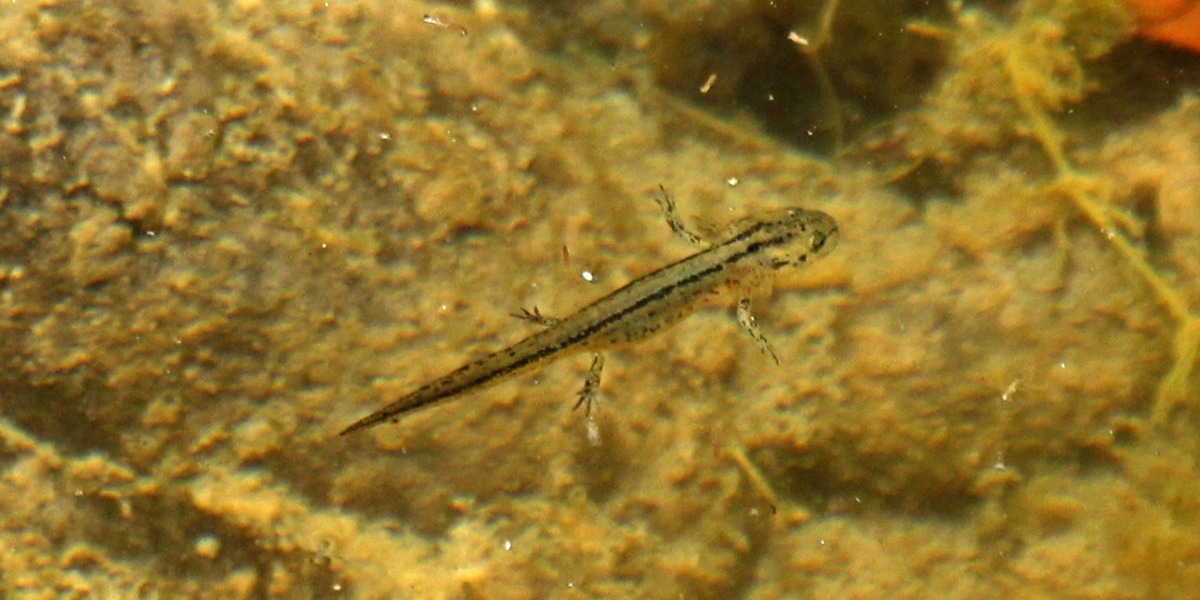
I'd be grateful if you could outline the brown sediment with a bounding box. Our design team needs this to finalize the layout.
[2,0,1200,598]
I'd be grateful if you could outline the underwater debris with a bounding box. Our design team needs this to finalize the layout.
[1125,0,1200,52]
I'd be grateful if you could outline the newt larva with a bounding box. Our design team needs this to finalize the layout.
[340,189,839,436]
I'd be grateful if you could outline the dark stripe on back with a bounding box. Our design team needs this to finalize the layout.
[444,231,792,394]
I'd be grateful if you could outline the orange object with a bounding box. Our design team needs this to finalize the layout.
[1125,0,1200,52]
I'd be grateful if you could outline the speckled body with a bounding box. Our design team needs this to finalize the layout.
[340,207,839,435]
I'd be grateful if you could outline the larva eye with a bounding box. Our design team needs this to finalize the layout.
[810,231,827,252]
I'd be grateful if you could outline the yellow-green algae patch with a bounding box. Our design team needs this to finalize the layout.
[2,0,1200,598]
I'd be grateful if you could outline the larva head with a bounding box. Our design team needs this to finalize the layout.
[744,207,839,269]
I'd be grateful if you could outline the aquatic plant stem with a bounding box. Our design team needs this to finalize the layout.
[1003,55,1199,424]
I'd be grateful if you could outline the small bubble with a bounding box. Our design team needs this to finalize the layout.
[194,534,221,559]
[586,419,601,447]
